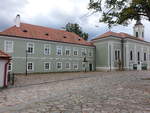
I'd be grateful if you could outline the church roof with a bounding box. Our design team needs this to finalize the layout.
[92,31,146,42]
[0,23,93,46]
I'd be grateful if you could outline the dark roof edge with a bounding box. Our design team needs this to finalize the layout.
[92,35,150,44]
[0,34,95,47]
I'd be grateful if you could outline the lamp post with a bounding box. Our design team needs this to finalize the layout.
[25,50,28,76]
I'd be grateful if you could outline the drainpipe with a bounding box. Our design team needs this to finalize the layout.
[3,59,10,88]
[109,44,112,71]
[121,39,124,70]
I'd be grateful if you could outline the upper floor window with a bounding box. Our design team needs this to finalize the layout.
[89,50,93,57]
[81,48,86,56]
[130,51,133,61]
[65,48,71,56]
[44,44,51,55]
[27,62,34,71]
[73,48,78,56]
[4,40,13,53]
[144,53,146,61]
[27,42,34,54]
[56,46,62,56]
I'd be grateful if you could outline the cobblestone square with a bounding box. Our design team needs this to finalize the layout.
[0,71,150,113]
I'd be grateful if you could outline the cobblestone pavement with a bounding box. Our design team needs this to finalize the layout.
[0,71,150,113]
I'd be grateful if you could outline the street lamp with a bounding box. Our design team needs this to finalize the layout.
[25,50,29,76]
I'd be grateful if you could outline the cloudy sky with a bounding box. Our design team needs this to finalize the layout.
[0,0,150,41]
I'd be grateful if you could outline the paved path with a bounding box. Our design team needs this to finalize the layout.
[0,71,150,113]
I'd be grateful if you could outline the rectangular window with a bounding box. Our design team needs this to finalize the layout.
[73,63,78,70]
[4,40,13,53]
[65,48,71,56]
[81,48,85,56]
[44,62,51,70]
[57,62,62,69]
[27,62,34,71]
[8,62,12,71]
[144,53,146,61]
[44,44,51,55]
[65,62,71,69]
[115,50,117,60]
[56,46,62,56]
[115,50,120,60]
[130,51,133,61]
[27,42,34,54]
[89,50,92,57]
[73,48,78,56]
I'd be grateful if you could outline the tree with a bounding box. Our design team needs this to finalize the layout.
[88,0,150,27]
[64,23,89,40]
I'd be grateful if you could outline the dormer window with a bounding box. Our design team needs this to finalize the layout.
[23,29,28,32]
[45,33,49,36]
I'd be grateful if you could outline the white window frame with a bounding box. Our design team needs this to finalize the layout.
[27,62,34,71]
[73,48,78,56]
[8,62,12,72]
[65,62,71,69]
[89,49,93,57]
[65,48,71,56]
[44,44,51,55]
[4,40,14,53]
[27,42,34,54]
[73,63,78,70]
[56,46,62,56]
[44,62,51,70]
[56,62,62,70]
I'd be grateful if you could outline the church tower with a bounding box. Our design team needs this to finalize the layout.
[133,20,144,40]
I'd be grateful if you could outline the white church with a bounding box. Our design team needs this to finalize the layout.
[92,20,150,71]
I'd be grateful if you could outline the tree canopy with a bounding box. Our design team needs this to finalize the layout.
[88,0,150,27]
[63,23,89,40]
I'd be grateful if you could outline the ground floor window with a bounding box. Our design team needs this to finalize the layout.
[115,50,120,60]
[44,62,51,70]
[8,62,12,71]
[73,63,78,70]
[65,62,70,69]
[27,62,34,71]
[57,62,62,70]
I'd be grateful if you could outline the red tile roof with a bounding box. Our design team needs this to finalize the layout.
[0,23,93,46]
[0,50,10,58]
[92,31,145,42]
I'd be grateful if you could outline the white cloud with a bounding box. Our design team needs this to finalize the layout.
[0,0,150,41]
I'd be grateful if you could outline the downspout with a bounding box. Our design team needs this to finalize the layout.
[109,44,111,71]
[3,59,10,87]
[121,39,124,70]
[94,45,96,71]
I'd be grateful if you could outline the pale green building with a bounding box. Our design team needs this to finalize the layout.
[0,15,149,74]
[0,15,95,74]
[92,20,150,71]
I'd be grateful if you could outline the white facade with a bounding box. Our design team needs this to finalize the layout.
[0,60,7,87]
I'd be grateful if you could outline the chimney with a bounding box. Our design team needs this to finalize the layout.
[15,14,20,27]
